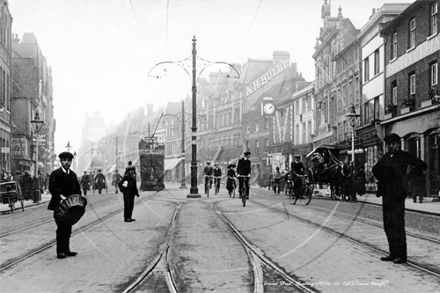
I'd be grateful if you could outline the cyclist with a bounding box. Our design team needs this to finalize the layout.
[203,161,214,195]
[213,163,222,194]
[291,155,305,197]
[226,164,236,197]
[273,167,281,194]
[284,166,294,196]
[237,151,251,199]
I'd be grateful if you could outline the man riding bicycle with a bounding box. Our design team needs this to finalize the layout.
[213,163,222,193]
[290,155,305,196]
[203,161,214,195]
[237,151,251,199]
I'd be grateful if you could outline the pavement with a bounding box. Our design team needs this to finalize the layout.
[2,185,439,215]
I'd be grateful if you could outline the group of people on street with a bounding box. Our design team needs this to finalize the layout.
[43,131,427,266]
[202,151,252,199]
[1,169,49,201]
[47,152,140,259]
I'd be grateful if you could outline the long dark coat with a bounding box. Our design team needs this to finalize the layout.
[354,169,367,195]
[226,169,236,191]
[373,149,427,261]
[48,168,81,211]
[236,158,251,176]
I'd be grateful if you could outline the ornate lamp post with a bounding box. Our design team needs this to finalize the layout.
[31,111,44,203]
[346,104,360,169]
[148,36,239,198]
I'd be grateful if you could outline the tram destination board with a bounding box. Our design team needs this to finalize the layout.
[139,136,165,191]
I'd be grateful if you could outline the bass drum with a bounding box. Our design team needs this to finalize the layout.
[54,194,87,225]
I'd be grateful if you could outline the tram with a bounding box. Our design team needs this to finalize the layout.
[138,136,165,191]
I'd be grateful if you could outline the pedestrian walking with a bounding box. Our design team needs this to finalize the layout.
[88,171,95,193]
[372,133,427,264]
[273,167,281,194]
[118,165,139,222]
[226,164,236,198]
[48,152,82,259]
[22,170,33,200]
[80,171,90,195]
[112,169,122,194]
[354,166,367,197]
[45,172,50,194]
[94,169,106,194]
[408,166,426,203]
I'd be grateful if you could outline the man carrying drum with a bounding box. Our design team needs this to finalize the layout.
[48,152,82,259]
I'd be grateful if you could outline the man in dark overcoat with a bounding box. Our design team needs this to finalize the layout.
[237,151,251,198]
[118,165,139,222]
[94,169,106,194]
[48,152,82,259]
[372,133,427,264]
[80,171,90,195]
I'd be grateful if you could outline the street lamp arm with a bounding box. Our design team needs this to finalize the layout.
[196,58,240,81]
[148,58,193,82]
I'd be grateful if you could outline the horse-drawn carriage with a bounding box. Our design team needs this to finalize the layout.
[0,181,24,213]
[306,145,353,200]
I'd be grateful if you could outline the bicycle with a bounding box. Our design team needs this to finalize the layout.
[289,170,314,205]
[204,175,213,197]
[237,175,250,207]
[214,176,221,195]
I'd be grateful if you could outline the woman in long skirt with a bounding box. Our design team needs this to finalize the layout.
[226,164,236,198]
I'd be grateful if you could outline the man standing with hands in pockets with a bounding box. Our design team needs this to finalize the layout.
[118,165,139,222]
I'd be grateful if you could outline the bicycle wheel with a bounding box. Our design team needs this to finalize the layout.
[289,187,297,205]
[241,186,246,207]
[300,169,314,205]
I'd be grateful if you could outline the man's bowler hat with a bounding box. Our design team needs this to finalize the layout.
[384,133,401,144]
[59,152,74,160]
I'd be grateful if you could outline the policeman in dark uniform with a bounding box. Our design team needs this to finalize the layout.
[48,152,82,259]
[372,133,427,264]
[291,155,305,196]
[237,151,251,198]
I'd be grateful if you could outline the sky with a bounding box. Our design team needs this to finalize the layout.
[8,0,415,155]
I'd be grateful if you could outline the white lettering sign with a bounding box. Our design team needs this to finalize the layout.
[246,61,290,97]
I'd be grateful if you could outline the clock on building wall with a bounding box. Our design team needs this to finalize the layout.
[262,97,275,118]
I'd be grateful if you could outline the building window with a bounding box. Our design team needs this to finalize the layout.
[308,120,312,140]
[255,140,260,154]
[392,81,398,105]
[246,122,250,134]
[409,18,416,48]
[295,124,299,143]
[374,49,380,76]
[295,100,299,115]
[392,32,397,59]
[302,122,306,144]
[431,3,438,36]
[410,73,416,95]
[255,120,259,133]
[265,138,269,151]
[431,62,438,87]
[246,141,251,151]
[364,57,370,82]
[264,117,269,130]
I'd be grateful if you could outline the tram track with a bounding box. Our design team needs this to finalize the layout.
[247,196,440,278]
[213,201,317,293]
[0,191,164,272]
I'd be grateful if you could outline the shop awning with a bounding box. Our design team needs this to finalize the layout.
[268,142,292,154]
[165,157,182,170]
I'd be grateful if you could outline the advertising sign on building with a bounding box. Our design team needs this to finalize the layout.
[12,137,27,157]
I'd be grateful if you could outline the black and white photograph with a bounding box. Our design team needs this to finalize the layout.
[0,0,439,292]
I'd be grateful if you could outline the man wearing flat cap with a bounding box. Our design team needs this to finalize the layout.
[48,151,82,259]
[372,133,427,264]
